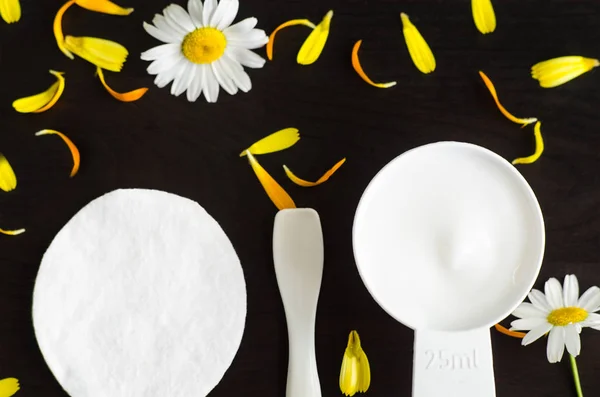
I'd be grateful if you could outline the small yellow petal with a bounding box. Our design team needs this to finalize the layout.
[267,19,316,61]
[340,331,370,397]
[351,40,397,88]
[284,158,346,187]
[400,13,436,74]
[246,152,296,210]
[494,323,526,339]
[479,71,537,126]
[96,67,148,102]
[531,56,599,88]
[12,70,65,113]
[75,0,133,15]
[513,121,544,165]
[472,0,496,34]
[0,377,20,396]
[0,0,20,23]
[0,228,25,236]
[240,128,300,157]
[54,0,76,59]
[0,153,17,192]
[36,130,81,177]
[65,36,128,72]
[297,10,333,65]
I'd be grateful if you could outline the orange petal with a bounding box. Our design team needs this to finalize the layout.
[284,158,346,187]
[479,71,537,126]
[494,323,525,339]
[0,228,25,236]
[267,19,316,61]
[35,129,80,177]
[246,151,295,210]
[351,40,396,89]
[54,0,76,59]
[97,67,148,102]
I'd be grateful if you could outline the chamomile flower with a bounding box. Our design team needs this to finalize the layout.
[141,0,268,102]
[511,275,600,363]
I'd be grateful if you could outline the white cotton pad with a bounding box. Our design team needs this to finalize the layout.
[32,189,246,397]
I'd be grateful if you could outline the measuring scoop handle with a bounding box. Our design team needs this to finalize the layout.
[413,328,496,397]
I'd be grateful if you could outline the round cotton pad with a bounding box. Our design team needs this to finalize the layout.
[32,189,246,397]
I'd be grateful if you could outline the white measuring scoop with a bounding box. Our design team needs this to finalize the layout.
[353,142,545,397]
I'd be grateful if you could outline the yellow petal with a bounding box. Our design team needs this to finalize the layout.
[0,153,16,192]
[97,67,148,102]
[12,70,65,113]
[75,0,133,15]
[240,128,300,157]
[246,152,296,210]
[0,378,20,396]
[513,121,544,165]
[494,323,525,339]
[472,0,496,34]
[0,228,25,236]
[351,40,397,88]
[358,348,371,393]
[531,56,599,88]
[65,36,128,72]
[54,0,76,59]
[267,19,316,61]
[0,0,20,23]
[400,13,435,74]
[297,10,333,65]
[284,158,346,187]
[340,331,370,396]
[479,71,537,126]
[36,130,80,177]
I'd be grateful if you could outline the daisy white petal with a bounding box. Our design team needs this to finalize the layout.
[522,322,552,346]
[528,289,552,312]
[581,312,600,327]
[512,302,547,319]
[171,61,193,96]
[153,14,185,39]
[510,317,547,331]
[203,65,220,102]
[159,10,188,37]
[227,47,265,68]
[210,0,235,29]
[147,52,184,75]
[563,274,579,307]
[226,29,268,49]
[141,43,180,61]
[217,0,238,30]
[187,0,203,27]
[545,278,564,309]
[576,323,582,333]
[143,21,179,44]
[164,4,195,32]
[578,286,600,311]
[202,0,216,26]
[154,57,186,88]
[221,53,251,92]
[186,65,204,102]
[223,17,257,36]
[212,61,238,95]
[564,324,581,357]
[547,326,566,363]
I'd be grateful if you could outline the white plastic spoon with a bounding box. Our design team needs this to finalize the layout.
[273,208,324,397]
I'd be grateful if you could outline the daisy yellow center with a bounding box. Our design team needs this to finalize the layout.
[181,28,227,64]
[547,307,588,326]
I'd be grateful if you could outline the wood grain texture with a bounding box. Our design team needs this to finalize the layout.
[1,0,600,395]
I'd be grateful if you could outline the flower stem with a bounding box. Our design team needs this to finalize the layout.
[569,354,583,397]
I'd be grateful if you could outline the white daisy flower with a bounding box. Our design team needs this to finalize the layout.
[511,274,600,363]
[141,0,268,102]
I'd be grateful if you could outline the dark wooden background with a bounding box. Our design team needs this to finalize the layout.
[2,0,600,395]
